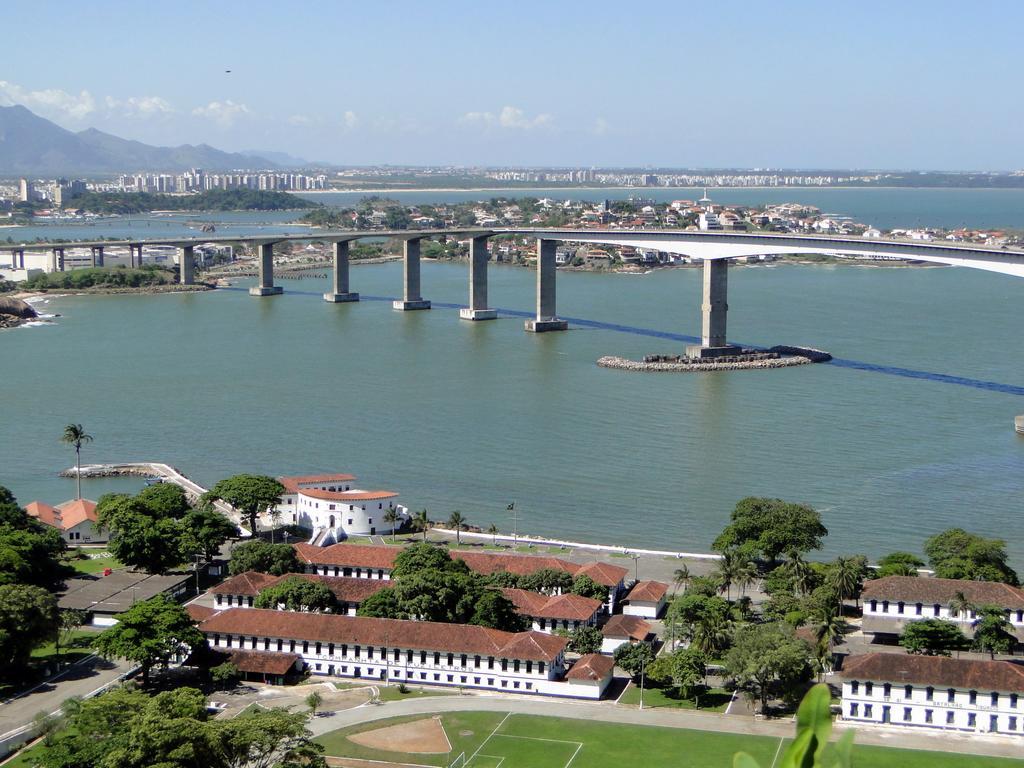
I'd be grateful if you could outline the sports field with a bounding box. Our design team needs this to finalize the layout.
[315,711,1024,768]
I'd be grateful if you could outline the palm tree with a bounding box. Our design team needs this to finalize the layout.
[487,523,499,546]
[61,424,93,500]
[672,565,691,595]
[828,556,863,609]
[735,558,758,598]
[692,611,732,655]
[713,549,743,601]
[413,509,430,542]
[447,510,467,545]
[383,508,400,542]
[786,551,814,596]
[948,591,974,622]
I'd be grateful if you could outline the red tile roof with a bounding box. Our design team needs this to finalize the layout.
[861,576,1024,610]
[212,571,278,596]
[293,543,399,569]
[227,649,300,675]
[213,571,389,603]
[501,588,602,622]
[55,498,98,529]
[574,561,628,588]
[626,581,668,604]
[299,489,398,502]
[840,653,1024,692]
[186,604,218,622]
[567,653,614,681]
[200,608,566,662]
[278,473,357,494]
[454,551,575,577]
[602,614,652,641]
[25,501,60,528]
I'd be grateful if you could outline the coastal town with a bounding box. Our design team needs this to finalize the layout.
[3,456,1023,765]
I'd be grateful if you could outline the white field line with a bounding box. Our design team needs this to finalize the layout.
[473,757,505,768]
[564,741,585,768]
[435,715,453,754]
[768,737,785,768]
[724,689,738,715]
[466,712,511,766]
[489,734,583,747]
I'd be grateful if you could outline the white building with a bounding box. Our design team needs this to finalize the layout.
[861,576,1024,642]
[25,498,105,543]
[600,614,653,655]
[622,580,668,619]
[196,608,612,699]
[839,653,1024,736]
[274,474,409,544]
[500,588,602,633]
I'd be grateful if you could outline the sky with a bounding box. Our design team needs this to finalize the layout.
[2,1,1022,170]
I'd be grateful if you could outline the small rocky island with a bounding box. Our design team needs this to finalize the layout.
[0,297,40,329]
[598,345,832,372]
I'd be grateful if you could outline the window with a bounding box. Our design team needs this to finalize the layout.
[526,661,532,674]
[488,678,494,686]
[1010,717,1018,731]
[947,689,956,703]
[488,657,494,670]
[434,652,441,665]
[864,704,873,718]
[474,656,481,668]
[315,663,321,671]
[474,677,480,684]
[447,653,454,666]
[1011,694,1019,708]
[882,600,889,613]
[447,675,453,682]
[925,687,933,701]
[461,654,467,667]
[315,642,321,655]
[969,691,977,705]
[277,639,283,651]
[407,650,413,662]
[421,651,427,664]
[882,683,891,698]
[865,682,873,696]
[461,676,466,683]
[903,708,912,721]
[433,673,440,681]
[869,600,877,612]
[526,682,533,690]
[368,646,374,659]
[303,641,309,654]
[897,602,905,614]
[851,681,859,695]
[355,645,361,658]
[933,603,941,616]
[850,703,859,717]
[915,603,922,616]
[264,639,270,650]
[925,709,933,723]
[514,681,520,689]
[968,713,976,728]
[992,693,999,706]
[513,660,520,672]
[394,648,400,662]
[990,715,999,732]
[946,711,955,725]
[904,685,913,699]
[538,662,545,674]
[501,659,508,672]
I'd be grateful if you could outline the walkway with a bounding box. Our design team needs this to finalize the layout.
[305,691,1024,760]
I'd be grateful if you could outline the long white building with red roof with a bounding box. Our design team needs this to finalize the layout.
[273,473,409,543]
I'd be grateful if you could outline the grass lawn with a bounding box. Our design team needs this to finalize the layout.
[618,682,733,711]
[376,685,453,703]
[4,740,45,768]
[316,711,1024,768]
[30,629,99,666]
[66,553,123,574]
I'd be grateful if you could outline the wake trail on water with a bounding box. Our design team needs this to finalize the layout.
[222,286,1024,397]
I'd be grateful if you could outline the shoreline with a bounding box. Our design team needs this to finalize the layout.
[294,185,1024,195]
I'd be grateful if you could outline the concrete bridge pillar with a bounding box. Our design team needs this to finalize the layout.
[525,238,567,332]
[686,258,740,358]
[460,235,496,320]
[249,242,283,296]
[179,246,195,285]
[130,244,144,268]
[393,237,430,310]
[50,248,65,272]
[91,246,104,267]
[12,249,25,269]
[324,240,359,302]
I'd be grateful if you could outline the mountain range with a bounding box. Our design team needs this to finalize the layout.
[0,104,280,176]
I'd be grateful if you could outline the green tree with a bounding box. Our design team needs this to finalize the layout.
[61,424,93,500]
[785,551,817,597]
[229,540,301,576]
[412,509,431,541]
[217,706,326,768]
[447,510,468,545]
[972,605,1016,659]
[206,475,285,538]
[571,574,607,602]
[874,551,924,578]
[355,586,402,619]
[672,564,690,595]
[563,625,603,654]
[255,576,337,612]
[0,584,58,673]
[383,508,401,542]
[210,661,241,689]
[392,541,466,578]
[104,507,185,574]
[135,483,190,518]
[669,647,708,700]
[305,690,322,716]
[948,590,974,621]
[826,555,868,606]
[392,570,478,623]
[93,594,203,685]
[898,618,969,656]
[613,641,656,683]
[725,623,813,713]
[181,505,240,561]
[713,497,828,563]
[0,510,70,589]
[55,608,87,668]
[518,568,574,594]
[923,528,1019,585]
[470,589,527,632]
[487,523,499,546]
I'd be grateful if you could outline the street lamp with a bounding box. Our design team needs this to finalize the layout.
[631,554,640,583]
[639,653,646,710]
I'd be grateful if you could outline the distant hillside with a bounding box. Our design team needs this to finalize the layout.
[0,104,276,175]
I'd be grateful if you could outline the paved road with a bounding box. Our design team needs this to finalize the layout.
[0,655,135,749]
[305,691,1024,760]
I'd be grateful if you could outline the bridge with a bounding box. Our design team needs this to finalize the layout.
[6,228,1024,356]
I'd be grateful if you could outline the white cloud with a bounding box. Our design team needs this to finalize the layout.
[592,117,610,136]
[105,95,174,118]
[191,99,250,127]
[461,105,551,130]
[288,114,311,126]
[0,80,96,120]
[343,110,358,130]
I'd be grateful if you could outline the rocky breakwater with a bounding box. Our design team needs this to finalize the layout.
[0,296,40,329]
[598,345,832,372]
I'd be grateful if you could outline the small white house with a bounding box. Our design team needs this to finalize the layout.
[622,580,669,619]
[26,498,105,543]
[600,614,653,655]
[274,473,410,544]
[564,653,615,699]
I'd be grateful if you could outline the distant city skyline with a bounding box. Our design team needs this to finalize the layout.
[3,0,1022,170]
